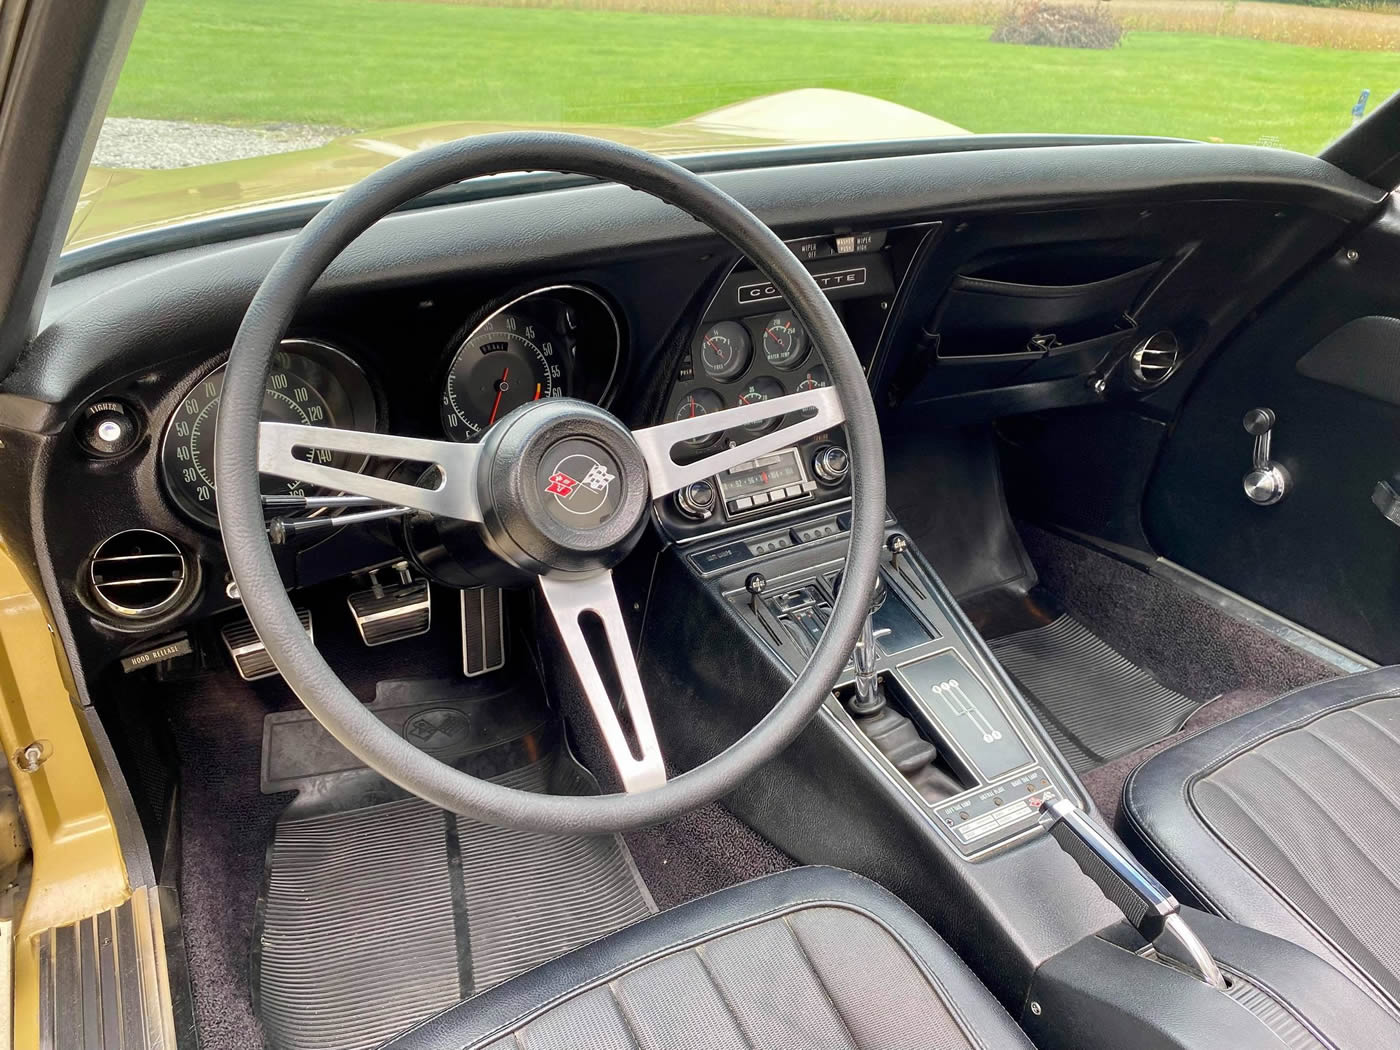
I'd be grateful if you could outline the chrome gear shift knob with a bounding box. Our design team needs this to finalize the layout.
[833,569,890,715]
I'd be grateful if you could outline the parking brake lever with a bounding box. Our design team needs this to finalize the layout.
[1038,798,1226,990]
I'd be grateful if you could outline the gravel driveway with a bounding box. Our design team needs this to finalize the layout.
[93,118,352,169]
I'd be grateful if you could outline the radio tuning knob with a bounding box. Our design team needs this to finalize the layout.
[674,479,717,520]
[812,444,850,485]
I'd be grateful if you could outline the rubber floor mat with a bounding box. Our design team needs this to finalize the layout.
[253,759,655,1050]
[989,614,1201,772]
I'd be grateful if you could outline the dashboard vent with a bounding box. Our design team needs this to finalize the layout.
[1127,330,1182,389]
[89,530,189,619]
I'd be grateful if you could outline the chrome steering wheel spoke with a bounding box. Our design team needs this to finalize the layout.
[537,571,666,793]
[258,421,484,521]
[632,386,843,497]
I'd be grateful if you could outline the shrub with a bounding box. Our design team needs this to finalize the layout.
[991,0,1125,48]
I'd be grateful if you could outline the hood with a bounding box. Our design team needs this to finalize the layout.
[66,90,967,253]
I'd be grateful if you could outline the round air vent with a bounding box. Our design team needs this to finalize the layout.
[1127,330,1182,389]
[88,530,190,619]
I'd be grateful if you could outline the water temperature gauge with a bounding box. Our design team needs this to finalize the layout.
[673,388,726,446]
[761,311,809,371]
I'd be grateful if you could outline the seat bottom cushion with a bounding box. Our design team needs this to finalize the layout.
[380,866,1033,1050]
[1121,666,1400,1009]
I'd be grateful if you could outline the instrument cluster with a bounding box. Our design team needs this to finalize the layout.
[156,284,624,529]
[676,311,829,450]
[660,300,849,536]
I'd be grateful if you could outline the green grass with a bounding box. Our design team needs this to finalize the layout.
[109,0,1398,154]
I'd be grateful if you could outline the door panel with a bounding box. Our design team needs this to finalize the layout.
[1144,199,1400,663]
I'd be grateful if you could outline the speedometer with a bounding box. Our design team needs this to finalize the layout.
[160,339,376,527]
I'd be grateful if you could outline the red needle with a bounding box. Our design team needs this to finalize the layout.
[689,398,697,418]
[487,366,509,425]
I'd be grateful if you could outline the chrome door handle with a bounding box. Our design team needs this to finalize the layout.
[1242,407,1290,506]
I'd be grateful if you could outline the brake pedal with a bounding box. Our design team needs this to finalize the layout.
[222,608,314,681]
[347,563,432,647]
[460,587,506,677]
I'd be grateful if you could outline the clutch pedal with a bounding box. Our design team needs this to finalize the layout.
[347,564,432,647]
[460,587,506,676]
[222,608,314,681]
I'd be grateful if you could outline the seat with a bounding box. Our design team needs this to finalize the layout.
[1120,666,1400,1011]
[380,865,1033,1050]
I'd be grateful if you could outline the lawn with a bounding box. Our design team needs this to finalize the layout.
[109,0,1398,154]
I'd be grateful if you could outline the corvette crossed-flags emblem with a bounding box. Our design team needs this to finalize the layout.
[546,463,615,498]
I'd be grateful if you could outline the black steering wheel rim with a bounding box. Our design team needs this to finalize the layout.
[216,132,886,834]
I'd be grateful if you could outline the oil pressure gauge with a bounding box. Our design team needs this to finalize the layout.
[735,376,785,433]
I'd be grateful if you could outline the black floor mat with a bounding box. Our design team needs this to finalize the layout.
[253,757,656,1050]
[989,614,1201,772]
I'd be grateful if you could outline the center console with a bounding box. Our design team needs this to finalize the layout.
[650,219,1078,860]
[687,512,1075,859]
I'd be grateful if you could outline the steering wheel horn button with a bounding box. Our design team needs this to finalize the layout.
[477,398,649,576]
[538,438,624,528]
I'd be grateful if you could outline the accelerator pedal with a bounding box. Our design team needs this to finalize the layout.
[460,586,506,676]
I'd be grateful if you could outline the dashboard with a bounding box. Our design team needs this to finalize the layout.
[0,140,1379,693]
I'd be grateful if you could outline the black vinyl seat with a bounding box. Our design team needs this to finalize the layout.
[1121,666,1400,1012]
[380,865,1033,1050]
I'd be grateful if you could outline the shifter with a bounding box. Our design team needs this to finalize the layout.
[833,571,959,801]
[839,570,891,715]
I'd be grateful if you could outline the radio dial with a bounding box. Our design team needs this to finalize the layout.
[813,445,850,485]
[675,480,718,520]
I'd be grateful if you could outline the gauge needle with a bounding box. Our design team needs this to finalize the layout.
[487,366,509,425]
[533,383,542,400]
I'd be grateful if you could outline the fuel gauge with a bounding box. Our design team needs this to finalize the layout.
[698,321,752,382]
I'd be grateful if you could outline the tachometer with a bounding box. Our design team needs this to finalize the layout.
[441,313,558,441]
[160,339,375,527]
[439,286,623,442]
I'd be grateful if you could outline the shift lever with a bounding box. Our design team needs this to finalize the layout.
[833,570,889,715]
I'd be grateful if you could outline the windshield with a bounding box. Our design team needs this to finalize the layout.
[70,0,1398,253]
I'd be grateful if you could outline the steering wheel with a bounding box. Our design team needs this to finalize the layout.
[216,133,885,833]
